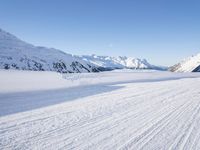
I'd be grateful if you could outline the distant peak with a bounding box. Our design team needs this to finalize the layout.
[0,28,19,40]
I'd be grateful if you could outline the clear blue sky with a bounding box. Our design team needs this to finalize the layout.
[0,0,200,66]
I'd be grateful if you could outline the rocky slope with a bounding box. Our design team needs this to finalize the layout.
[169,53,200,72]
[0,28,100,73]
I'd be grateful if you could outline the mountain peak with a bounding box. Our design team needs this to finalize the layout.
[0,28,100,73]
[0,28,18,40]
[0,27,164,73]
[169,53,200,72]
[76,54,161,70]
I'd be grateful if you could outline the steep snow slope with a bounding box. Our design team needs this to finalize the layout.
[77,55,162,70]
[1,70,200,149]
[0,28,99,73]
[169,53,200,72]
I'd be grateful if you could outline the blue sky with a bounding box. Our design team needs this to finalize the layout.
[0,0,200,66]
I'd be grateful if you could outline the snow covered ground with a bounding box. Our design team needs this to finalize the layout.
[1,69,200,149]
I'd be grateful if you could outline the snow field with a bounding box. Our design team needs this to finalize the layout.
[0,70,200,149]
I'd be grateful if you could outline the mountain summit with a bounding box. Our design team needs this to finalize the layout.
[76,55,160,70]
[169,53,200,72]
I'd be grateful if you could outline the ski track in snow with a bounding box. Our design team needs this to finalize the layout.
[1,71,200,149]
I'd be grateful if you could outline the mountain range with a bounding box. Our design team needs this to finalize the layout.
[0,28,162,73]
[76,55,162,70]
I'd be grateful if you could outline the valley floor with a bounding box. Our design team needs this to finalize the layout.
[1,70,200,149]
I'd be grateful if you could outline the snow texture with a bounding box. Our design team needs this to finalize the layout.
[1,69,200,149]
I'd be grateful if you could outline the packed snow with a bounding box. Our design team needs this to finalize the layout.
[1,69,200,149]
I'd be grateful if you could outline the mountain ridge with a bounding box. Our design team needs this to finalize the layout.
[76,54,163,70]
[169,53,200,72]
[0,28,163,73]
[0,28,101,73]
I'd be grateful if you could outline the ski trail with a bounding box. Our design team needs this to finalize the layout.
[119,93,193,150]
[168,100,200,150]
[1,76,200,150]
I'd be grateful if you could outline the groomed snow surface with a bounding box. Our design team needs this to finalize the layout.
[1,69,200,150]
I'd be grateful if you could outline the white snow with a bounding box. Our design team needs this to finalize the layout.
[0,28,97,73]
[1,69,200,149]
[76,55,160,69]
[0,28,164,73]
[170,53,200,72]
[0,69,198,93]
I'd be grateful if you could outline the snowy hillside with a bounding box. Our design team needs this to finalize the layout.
[0,28,100,73]
[77,54,162,70]
[169,53,200,72]
[0,28,165,73]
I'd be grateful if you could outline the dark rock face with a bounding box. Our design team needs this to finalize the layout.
[192,65,200,72]
[168,63,182,72]
[169,53,200,72]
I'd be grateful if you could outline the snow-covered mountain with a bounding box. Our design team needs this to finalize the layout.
[76,55,162,70]
[0,28,100,73]
[169,53,200,72]
[0,28,163,73]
